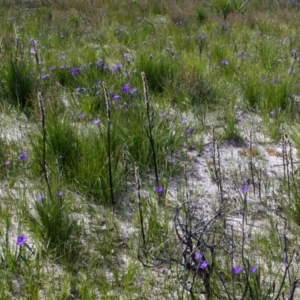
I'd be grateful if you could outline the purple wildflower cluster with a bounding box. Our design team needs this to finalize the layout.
[111,63,122,71]
[195,252,208,270]
[120,82,137,94]
[232,265,257,274]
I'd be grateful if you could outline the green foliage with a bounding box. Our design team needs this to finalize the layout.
[239,72,262,109]
[136,52,176,93]
[0,138,9,179]
[0,59,35,110]
[0,204,20,273]
[31,113,81,180]
[23,192,80,261]
[183,71,218,111]
[212,0,246,20]
[75,125,125,203]
[196,6,208,23]
[142,199,172,259]
[117,104,184,177]
[263,79,290,112]
[223,109,243,143]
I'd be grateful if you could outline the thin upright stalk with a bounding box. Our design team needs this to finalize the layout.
[37,91,52,197]
[102,82,115,207]
[141,72,159,187]
[135,166,145,247]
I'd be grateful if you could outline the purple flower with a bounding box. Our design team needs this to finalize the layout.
[221,59,229,65]
[195,252,202,261]
[121,82,131,93]
[111,63,122,71]
[93,118,101,125]
[248,266,257,273]
[49,65,55,71]
[5,160,10,166]
[124,53,131,62]
[30,47,38,54]
[160,112,167,117]
[241,185,250,194]
[42,73,50,79]
[19,153,27,160]
[16,235,27,246]
[57,190,63,197]
[199,260,208,269]
[71,67,80,76]
[29,38,38,46]
[272,77,278,84]
[95,59,103,67]
[75,87,85,94]
[19,149,27,161]
[186,128,194,135]
[180,118,188,124]
[156,186,163,196]
[59,54,66,60]
[232,266,243,274]
[291,48,298,56]
[36,193,45,201]
[95,90,101,95]
[130,87,137,94]
[288,67,294,74]
[262,77,267,82]
[113,94,120,101]
[80,112,85,118]
[269,110,275,117]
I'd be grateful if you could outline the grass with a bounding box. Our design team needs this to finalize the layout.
[1,0,300,298]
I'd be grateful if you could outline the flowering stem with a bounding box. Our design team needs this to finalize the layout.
[141,72,159,188]
[38,91,52,198]
[249,132,256,195]
[135,166,146,247]
[102,82,115,207]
